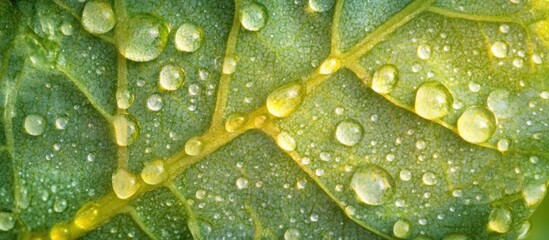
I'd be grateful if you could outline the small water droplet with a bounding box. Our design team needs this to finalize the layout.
[60,22,74,36]
[499,24,509,33]
[415,81,453,119]
[417,44,432,60]
[236,177,249,189]
[372,64,398,94]
[222,56,237,74]
[141,159,167,185]
[335,119,363,147]
[116,89,134,110]
[350,164,395,205]
[308,0,335,12]
[277,131,296,151]
[175,23,203,52]
[24,114,46,136]
[112,169,139,199]
[146,93,163,111]
[491,41,508,58]
[532,54,543,64]
[53,199,68,213]
[55,117,68,130]
[225,113,247,132]
[486,207,513,234]
[240,3,268,31]
[487,89,512,119]
[82,0,116,34]
[112,114,140,146]
[497,138,510,152]
[523,183,546,206]
[517,221,531,239]
[159,65,185,91]
[266,81,304,118]
[399,170,411,181]
[422,172,437,185]
[319,58,340,74]
[457,106,497,143]
[284,228,301,240]
[185,137,204,156]
[393,219,412,239]
[117,14,170,62]
[513,58,524,68]
[0,212,15,231]
[74,202,100,230]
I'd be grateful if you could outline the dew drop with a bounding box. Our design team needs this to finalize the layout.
[60,22,74,36]
[499,24,509,33]
[222,56,237,74]
[523,183,546,206]
[50,223,70,240]
[55,117,68,130]
[74,202,100,230]
[141,159,167,185]
[491,41,508,58]
[112,114,140,147]
[82,0,116,34]
[417,44,432,60]
[24,114,46,136]
[159,65,185,91]
[422,172,437,185]
[266,81,304,118]
[457,106,497,143]
[319,57,340,75]
[112,169,139,199]
[497,138,510,152]
[225,113,247,132]
[53,199,68,213]
[393,219,412,239]
[116,89,134,110]
[240,3,268,31]
[487,89,512,119]
[415,81,452,119]
[236,177,249,189]
[335,119,363,147]
[185,137,204,156]
[308,0,335,12]
[175,23,203,52]
[399,170,411,181]
[350,164,395,205]
[146,94,163,111]
[277,131,297,151]
[532,54,543,64]
[513,58,524,68]
[488,207,512,233]
[372,64,398,94]
[0,212,15,231]
[517,221,531,239]
[117,14,170,62]
[284,228,301,240]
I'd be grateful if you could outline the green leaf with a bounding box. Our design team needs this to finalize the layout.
[1,0,548,239]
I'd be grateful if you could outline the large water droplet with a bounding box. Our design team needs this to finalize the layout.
[74,202,100,230]
[116,89,134,110]
[277,131,296,151]
[308,0,335,12]
[82,0,116,34]
[0,212,15,231]
[266,81,304,118]
[175,23,203,52]
[222,56,237,74]
[415,81,452,120]
[393,219,412,239]
[284,228,301,240]
[523,183,546,206]
[487,89,512,119]
[225,113,247,132]
[24,114,46,136]
[350,165,395,205]
[335,119,364,147]
[240,3,268,31]
[417,44,432,60]
[141,159,167,185]
[112,169,139,199]
[488,207,512,233]
[146,93,163,111]
[117,14,169,62]
[491,41,508,58]
[112,114,140,146]
[159,65,185,91]
[372,64,398,94]
[185,137,204,156]
[457,106,497,143]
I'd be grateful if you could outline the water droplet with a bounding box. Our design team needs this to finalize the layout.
[53,199,68,213]
[308,0,335,12]
[112,169,139,199]
[159,65,185,91]
[415,81,452,119]
[517,221,531,239]
[487,89,512,119]
[60,22,74,36]
[185,137,204,156]
[141,159,167,185]
[24,114,46,136]
[0,212,15,231]
[319,58,340,74]
[491,41,508,58]
[146,94,163,111]
[499,24,509,33]
[116,89,134,110]
[225,113,247,132]
[266,81,304,118]
[513,58,524,68]
[497,138,510,152]
[540,91,549,99]
[532,54,543,64]
[335,119,363,147]
[393,219,412,239]
[175,23,203,52]
[112,114,140,146]
[277,131,296,151]
[523,183,546,206]
[236,177,249,189]
[82,1,115,34]
[418,218,427,225]
[222,56,237,74]
[468,81,481,92]
[457,106,497,143]
[240,3,268,31]
[372,64,398,94]
[117,14,170,62]
[400,170,411,181]
[416,140,426,150]
[350,164,395,205]
[74,202,100,230]
[488,207,512,233]
[422,172,437,185]
[55,117,68,130]
[417,44,432,60]
[452,189,463,197]
[50,222,70,240]
[284,228,300,240]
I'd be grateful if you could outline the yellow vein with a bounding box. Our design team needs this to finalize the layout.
[113,0,129,170]
[427,6,517,23]
[125,206,160,240]
[167,184,204,240]
[244,203,263,240]
[210,0,243,129]
[330,0,345,55]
